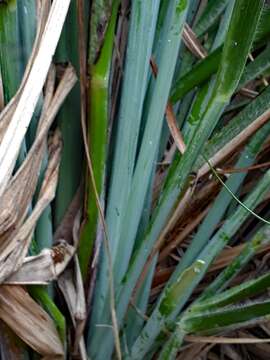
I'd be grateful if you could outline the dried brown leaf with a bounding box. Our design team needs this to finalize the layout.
[58,211,87,359]
[0,285,64,358]
[4,241,75,285]
[0,321,27,359]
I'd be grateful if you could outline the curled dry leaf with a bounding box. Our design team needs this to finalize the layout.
[58,211,87,360]
[5,240,75,285]
[58,257,87,360]
[0,285,64,358]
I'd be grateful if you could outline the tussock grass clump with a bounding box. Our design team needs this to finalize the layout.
[1,1,270,359]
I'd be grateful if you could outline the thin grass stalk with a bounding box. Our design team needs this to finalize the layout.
[79,0,120,280]
[124,172,158,349]
[29,286,66,343]
[211,0,235,51]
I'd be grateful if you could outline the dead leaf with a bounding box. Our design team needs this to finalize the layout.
[0,286,64,358]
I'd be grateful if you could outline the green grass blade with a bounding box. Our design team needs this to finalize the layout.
[254,4,270,45]
[192,270,270,313]
[161,298,270,358]
[29,286,66,343]
[183,0,234,144]
[171,5,270,105]
[79,0,120,280]
[124,257,157,352]
[182,300,270,334]
[211,0,235,51]
[170,48,220,104]
[196,85,270,171]
[194,0,232,37]
[131,171,270,359]
[175,168,270,312]
[200,225,270,301]
[238,44,270,89]
[123,3,262,330]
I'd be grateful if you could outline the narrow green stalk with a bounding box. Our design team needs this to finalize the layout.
[211,0,235,51]
[170,48,220,104]
[124,171,157,351]
[29,286,66,343]
[124,257,157,352]
[238,44,270,89]
[83,1,122,354]
[79,0,120,280]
